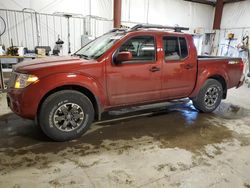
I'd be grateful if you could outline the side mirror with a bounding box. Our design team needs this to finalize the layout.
[116,51,132,64]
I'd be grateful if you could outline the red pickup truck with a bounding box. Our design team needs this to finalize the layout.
[7,24,245,141]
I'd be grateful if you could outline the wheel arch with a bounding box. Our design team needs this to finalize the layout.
[208,75,227,99]
[37,85,102,121]
[190,69,229,99]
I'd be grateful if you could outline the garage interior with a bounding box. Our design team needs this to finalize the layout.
[1,0,250,187]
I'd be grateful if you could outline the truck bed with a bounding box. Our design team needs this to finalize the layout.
[197,55,243,89]
[198,55,242,61]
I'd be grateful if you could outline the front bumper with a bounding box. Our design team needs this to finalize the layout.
[236,75,245,88]
[7,87,38,120]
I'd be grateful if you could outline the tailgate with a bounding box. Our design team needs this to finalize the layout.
[226,59,244,87]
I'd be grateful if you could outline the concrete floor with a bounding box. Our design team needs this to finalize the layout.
[1,85,250,188]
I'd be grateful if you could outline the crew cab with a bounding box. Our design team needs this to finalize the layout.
[7,24,245,141]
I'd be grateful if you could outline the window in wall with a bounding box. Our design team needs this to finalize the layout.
[119,36,156,62]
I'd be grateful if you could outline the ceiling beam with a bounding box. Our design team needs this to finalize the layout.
[113,0,122,28]
[184,0,245,6]
[224,0,245,4]
[213,0,224,29]
[184,0,215,6]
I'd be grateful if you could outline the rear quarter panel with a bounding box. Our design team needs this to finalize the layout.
[190,58,243,98]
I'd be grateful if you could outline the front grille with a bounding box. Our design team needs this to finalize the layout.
[7,72,17,89]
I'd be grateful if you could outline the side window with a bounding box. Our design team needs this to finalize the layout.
[119,36,156,61]
[163,36,180,61]
[163,36,188,61]
[179,37,188,59]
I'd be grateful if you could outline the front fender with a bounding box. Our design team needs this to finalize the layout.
[24,72,107,116]
[41,72,106,104]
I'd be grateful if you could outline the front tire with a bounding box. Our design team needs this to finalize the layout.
[39,90,94,141]
[192,79,223,113]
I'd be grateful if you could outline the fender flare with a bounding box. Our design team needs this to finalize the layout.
[35,72,106,120]
[190,68,229,98]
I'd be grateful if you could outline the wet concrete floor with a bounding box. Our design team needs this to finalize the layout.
[1,87,250,188]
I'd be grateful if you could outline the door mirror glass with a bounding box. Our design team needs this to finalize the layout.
[116,51,133,63]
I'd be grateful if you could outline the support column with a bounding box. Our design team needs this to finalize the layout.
[213,0,224,30]
[113,0,122,28]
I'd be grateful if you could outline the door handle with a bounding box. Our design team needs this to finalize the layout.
[149,66,160,72]
[184,64,194,69]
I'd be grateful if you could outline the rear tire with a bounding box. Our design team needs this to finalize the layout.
[192,79,223,113]
[39,90,94,141]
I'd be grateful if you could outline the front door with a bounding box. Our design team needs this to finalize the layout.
[106,35,162,106]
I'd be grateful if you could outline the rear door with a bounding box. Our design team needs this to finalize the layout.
[161,35,197,98]
[106,34,162,106]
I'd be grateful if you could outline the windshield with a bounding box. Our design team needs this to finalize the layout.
[74,32,125,59]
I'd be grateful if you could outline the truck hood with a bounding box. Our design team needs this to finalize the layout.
[13,56,101,78]
[14,56,84,73]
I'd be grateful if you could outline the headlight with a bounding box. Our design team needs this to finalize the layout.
[14,73,39,89]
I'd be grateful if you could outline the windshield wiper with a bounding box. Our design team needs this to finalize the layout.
[73,54,91,60]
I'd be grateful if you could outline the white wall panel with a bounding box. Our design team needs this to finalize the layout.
[217,1,250,59]
[0,0,113,19]
[0,0,90,16]
[221,1,250,29]
[126,0,148,23]
[122,0,214,30]
[1,0,214,29]
[91,0,113,19]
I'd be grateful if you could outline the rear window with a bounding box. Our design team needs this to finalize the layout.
[163,36,188,61]
[179,37,188,59]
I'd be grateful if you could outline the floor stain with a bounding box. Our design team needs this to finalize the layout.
[108,170,133,185]
[0,101,249,170]
[213,102,249,120]
[49,179,61,187]
[244,183,250,188]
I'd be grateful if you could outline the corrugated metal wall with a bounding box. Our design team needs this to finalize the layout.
[0,9,113,55]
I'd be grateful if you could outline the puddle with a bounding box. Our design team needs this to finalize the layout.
[0,102,241,154]
[0,113,15,122]
[88,105,233,152]
[1,101,250,171]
